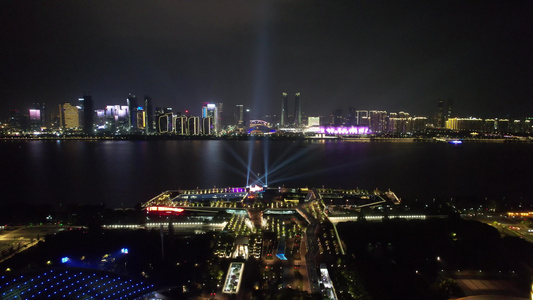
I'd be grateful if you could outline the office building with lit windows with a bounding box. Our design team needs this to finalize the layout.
[59,103,80,130]
[201,102,222,134]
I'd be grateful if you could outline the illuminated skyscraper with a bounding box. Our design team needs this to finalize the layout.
[201,102,222,134]
[136,109,146,130]
[29,102,45,130]
[295,93,301,126]
[446,117,483,131]
[235,104,244,127]
[436,99,444,127]
[188,116,200,135]
[244,109,251,128]
[59,103,79,130]
[355,110,369,126]
[127,94,138,131]
[144,95,153,134]
[104,105,129,133]
[281,93,288,127]
[411,117,428,132]
[369,110,387,132]
[175,115,187,135]
[155,107,173,133]
[202,117,213,135]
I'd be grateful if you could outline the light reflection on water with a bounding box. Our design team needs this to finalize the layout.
[2,140,532,208]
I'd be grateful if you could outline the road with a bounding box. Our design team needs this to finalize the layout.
[464,215,533,244]
[0,224,74,263]
[298,206,320,294]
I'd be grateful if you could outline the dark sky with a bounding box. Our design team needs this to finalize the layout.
[1,0,532,119]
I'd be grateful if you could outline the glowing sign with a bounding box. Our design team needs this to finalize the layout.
[146,206,184,213]
[318,126,370,135]
[207,104,216,110]
[248,185,263,193]
[121,248,129,254]
[29,109,41,121]
[449,140,462,145]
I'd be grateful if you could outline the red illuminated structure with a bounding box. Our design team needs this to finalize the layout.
[146,206,184,215]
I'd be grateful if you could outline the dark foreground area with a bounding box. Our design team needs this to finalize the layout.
[1,210,533,299]
[337,217,533,299]
[0,228,215,298]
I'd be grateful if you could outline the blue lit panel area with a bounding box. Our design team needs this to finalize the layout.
[276,237,287,260]
[0,268,155,299]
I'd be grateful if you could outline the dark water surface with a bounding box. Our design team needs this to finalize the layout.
[1,140,532,208]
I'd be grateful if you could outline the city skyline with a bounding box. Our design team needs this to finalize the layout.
[1,1,533,119]
[4,95,533,135]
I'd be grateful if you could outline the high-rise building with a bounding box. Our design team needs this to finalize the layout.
[446,99,453,120]
[355,110,369,126]
[445,118,458,130]
[59,103,79,130]
[202,117,213,135]
[411,117,428,132]
[369,110,387,132]
[155,107,173,133]
[104,105,129,133]
[244,109,251,128]
[295,93,301,127]
[174,115,187,135]
[127,94,138,131]
[95,109,106,129]
[9,110,29,131]
[281,93,288,127]
[144,96,153,134]
[332,109,343,126]
[216,103,223,132]
[436,99,445,127]
[235,105,244,127]
[136,109,146,130]
[187,116,200,135]
[29,103,45,130]
[347,107,356,126]
[436,99,453,128]
[201,102,222,134]
[79,95,94,135]
[387,112,410,133]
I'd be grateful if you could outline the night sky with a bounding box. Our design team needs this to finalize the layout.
[1,0,532,119]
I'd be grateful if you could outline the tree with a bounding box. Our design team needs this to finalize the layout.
[431,276,461,299]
